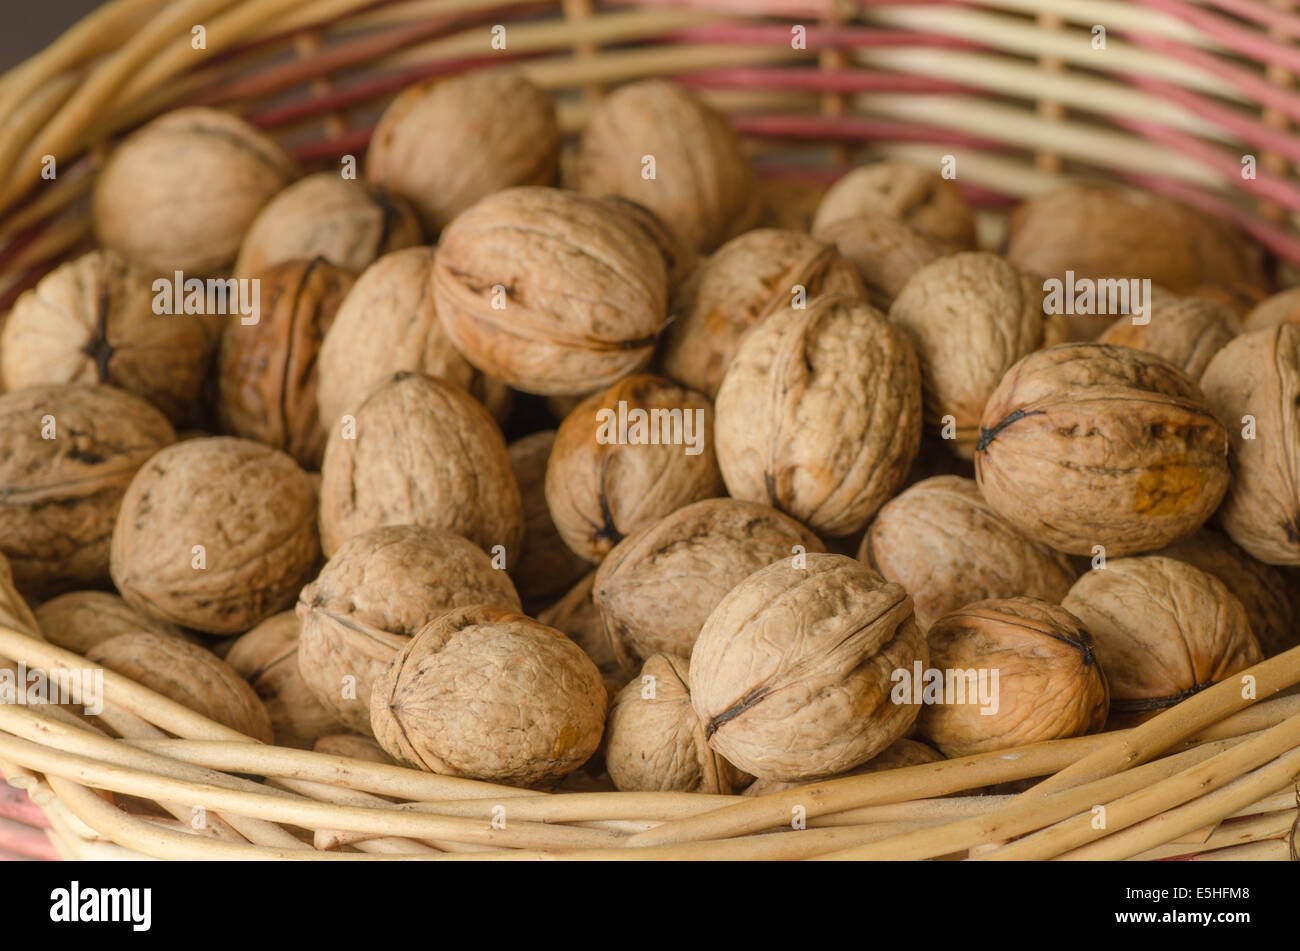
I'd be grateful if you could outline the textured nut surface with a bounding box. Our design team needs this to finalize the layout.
[296,525,520,734]
[690,553,928,782]
[110,436,318,634]
[596,196,698,290]
[861,476,1077,630]
[370,605,606,787]
[1242,286,1300,332]
[318,372,522,557]
[1096,288,1237,380]
[813,216,941,312]
[545,374,723,562]
[87,631,274,742]
[715,295,922,537]
[35,590,186,656]
[975,343,1229,556]
[659,229,865,398]
[594,498,825,662]
[92,108,297,275]
[1,250,210,422]
[812,160,977,253]
[508,430,590,603]
[743,737,942,796]
[1062,557,1261,725]
[915,597,1109,757]
[0,383,176,598]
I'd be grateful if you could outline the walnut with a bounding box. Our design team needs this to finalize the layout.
[225,611,345,749]
[1242,286,1300,332]
[507,430,590,605]
[318,372,521,557]
[812,160,977,253]
[1200,325,1300,564]
[1062,557,1262,726]
[1189,283,1267,322]
[0,250,210,422]
[914,597,1109,757]
[659,229,865,398]
[35,590,187,655]
[109,436,319,634]
[366,70,561,235]
[596,196,698,290]
[594,497,825,663]
[689,553,928,782]
[975,343,1229,556]
[715,295,922,538]
[296,525,521,734]
[576,79,759,252]
[431,187,668,396]
[545,374,723,562]
[537,572,632,698]
[889,253,1048,457]
[0,383,175,598]
[233,172,422,278]
[1096,287,1237,379]
[92,107,297,275]
[87,632,274,742]
[313,734,394,764]
[369,605,606,787]
[860,476,1077,630]
[217,259,355,468]
[812,216,941,312]
[743,738,942,797]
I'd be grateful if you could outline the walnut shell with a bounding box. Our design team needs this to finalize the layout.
[715,295,922,538]
[659,229,866,398]
[87,631,274,742]
[545,374,724,562]
[217,258,356,468]
[0,383,176,598]
[690,553,928,782]
[35,590,187,656]
[0,250,211,422]
[1242,286,1300,332]
[915,598,1109,757]
[975,343,1229,556]
[597,196,698,290]
[812,160,977,254]
[743,738,943,797]
[1062,557,1262,726]
[508,430,590,604]
[317,371,522,557]
[369,605,606,787]
[1200,325,1300,564]
[889,253,1048,457]
[92,107,297,275]
[576,79,759,252]
[1096,288,1237,380]
[594,498,826,663]
[366,70,561,234]
[225,611,345,749]
[812,216,942,312]
[296,524,521,734]
[233,172,422,278]
[431,187,668,395]
[860,476,1077,630]
[110,436,319,634]
[537,572,632,697]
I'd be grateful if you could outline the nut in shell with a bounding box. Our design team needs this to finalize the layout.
[812,215,941,312]
[812,160,977,254]
[35,590,188,656]
[1096,287,1237,380]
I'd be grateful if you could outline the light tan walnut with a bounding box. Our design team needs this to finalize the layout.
[1241,286,1300,332]
[1096,287,1237,380]
[35,590,187,656]
[812,160,977,253]
[813,216,941,312]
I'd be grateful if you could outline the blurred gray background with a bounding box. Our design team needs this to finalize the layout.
[2,1,104,72]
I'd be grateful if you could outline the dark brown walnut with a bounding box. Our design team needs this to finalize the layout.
[1062,557,1261,726]
[317,372,523,558]
[87,632,274,742]
[1096,287,1237,380]
[812,160,977,254]
[233,172,422,279]
[889,253,1048,458]
[594,498,826,663]
[860,476,1077,630]
[369,605,606,787]
[1242,286,1300,332]
[915,598,1109,757]
[226,611,345,749]
[110,437,318,634]
[0,383,175,599]
[743,738,943,797]
[366,70,561,235]
[0,250,210,422]
[1200,325,1300,565]
[432,187,668,395]
[975,343,1229,556]
[92,107,297,275]
[576,79,759,253]
[1156,528,1299,657]
[537,572,632,699]
[35,590,188,656]
[315,248,509,425]
[659,229,866,398]
[218,258,356,468]
[715,295,922,538]
[812,216,941,312]
[545,374,724,562]
[313,734,394,765]
[597,196,698,290]
[690,553,928,782]
[296,525,521,734]
[1006,184,1267,296]
[507,430,590,605]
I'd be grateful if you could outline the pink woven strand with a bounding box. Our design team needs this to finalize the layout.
[1133,0,1300,74]
[731,113,1005,150]
[1199,0,1300,40]
[675,65,967,94]
[663,23,980,51]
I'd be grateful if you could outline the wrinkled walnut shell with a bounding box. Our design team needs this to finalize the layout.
[597,196,698,290]
[35,590,187,656]
[1096,287,1237,380]
[508,430,591,604]
[812,160,977,254]
[813,216,941,312]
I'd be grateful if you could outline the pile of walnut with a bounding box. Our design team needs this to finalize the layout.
[2,69,1298,796]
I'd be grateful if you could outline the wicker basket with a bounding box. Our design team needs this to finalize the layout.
[0,0,1298,861]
